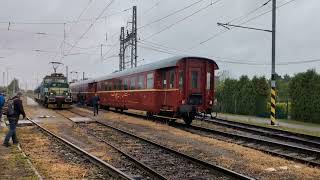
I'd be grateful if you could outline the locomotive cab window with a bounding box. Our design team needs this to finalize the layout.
[191,71,199,89]
[206,72,211,90]
[169,70,175,88]
[147,73,154,89]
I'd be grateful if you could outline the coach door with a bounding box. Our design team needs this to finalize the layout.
[187,60,205,105]
[189,68,201,93]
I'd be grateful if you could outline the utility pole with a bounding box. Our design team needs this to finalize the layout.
[66,66,69,82]
[101,44,103,62]
[6,68,9,96]
[119,27,125,71]
[2,72,5,87]
[217,0,277,126]
[82,72,85,80]
[12,78,15,95]
[270,0,277,126]
[131,6,137,68]
[119,6,137,71]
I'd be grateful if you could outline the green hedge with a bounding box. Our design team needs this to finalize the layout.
[216,76,269,116]
[289,70,320,123]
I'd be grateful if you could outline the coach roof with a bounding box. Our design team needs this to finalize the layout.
[71,56,218,86]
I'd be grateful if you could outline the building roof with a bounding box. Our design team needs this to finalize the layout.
[71,56,218,86]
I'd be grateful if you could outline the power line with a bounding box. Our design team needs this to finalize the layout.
[65,0,115,56]
[49,0,96,63]
[141,0,161,15]
[227,0,271,24]
[143,0,223,40]
[0,21,64,25]
[138,44,178,55]
[138,0,205,30]
[139,39,320,66]
[197,0,297,45]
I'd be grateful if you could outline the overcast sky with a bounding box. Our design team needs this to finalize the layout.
[0,0,319,89]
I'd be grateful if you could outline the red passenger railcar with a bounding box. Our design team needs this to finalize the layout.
[70,56,218,124]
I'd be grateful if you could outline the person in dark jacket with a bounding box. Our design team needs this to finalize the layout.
[92,93,100,116]
[3,92,26,147]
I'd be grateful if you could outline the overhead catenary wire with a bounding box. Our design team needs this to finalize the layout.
[64,0,115,57]
[197,0,297,45]
[138,0,205,30]
[143,0,223,40]
[49,0,96,62]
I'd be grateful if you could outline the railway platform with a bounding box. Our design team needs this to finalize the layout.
[215,113,320,137]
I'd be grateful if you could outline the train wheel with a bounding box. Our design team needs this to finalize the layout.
[146,112,153,119]
[183,114,194,125]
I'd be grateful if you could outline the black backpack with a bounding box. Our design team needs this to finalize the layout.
[3,99,15,116]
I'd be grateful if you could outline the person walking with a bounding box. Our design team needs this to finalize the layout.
[92,93,100,116]
[3,92,26,147]
[0,92,5,122]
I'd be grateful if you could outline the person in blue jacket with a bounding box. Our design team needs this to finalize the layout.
[0,92,5,121]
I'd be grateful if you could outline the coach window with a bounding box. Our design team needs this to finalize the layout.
[113,80,117,90]
[147,73,154,89]
[130,77,136,90]
[162,71,167,88]
[104,81,108,91]
[108,81,112,91]
[206,72,211,90]
[118,79,122,90]
[124,79,129,90]
[191,71,199,89]
[179,71,184,89]
[138,75,144,89]
[169,70,175,88]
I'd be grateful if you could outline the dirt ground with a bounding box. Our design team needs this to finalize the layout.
[75,107,320,180]
[23,98,155,179]
[0,128,38,179]
[18,126,112,179]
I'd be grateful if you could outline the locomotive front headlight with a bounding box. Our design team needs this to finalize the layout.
[50,92,53,95]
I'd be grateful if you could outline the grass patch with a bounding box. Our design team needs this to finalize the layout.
[217,113,320,137]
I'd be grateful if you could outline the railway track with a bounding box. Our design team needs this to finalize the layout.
[196,116,320,148]
[55,110,167,180]
[75,107,320,167]
[26,117,133,180]
[67,109,254,180]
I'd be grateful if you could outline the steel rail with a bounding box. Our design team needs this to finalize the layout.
[55,110,168,180]
[201,115,320,142]
[94,120,254,180]
[68,108,254,180]
[170,122,320,167]
[75,107,320,167]
[195,116,320,149]
[26,117,133,180]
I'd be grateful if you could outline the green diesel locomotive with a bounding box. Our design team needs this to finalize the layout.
[35,73,72,109]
